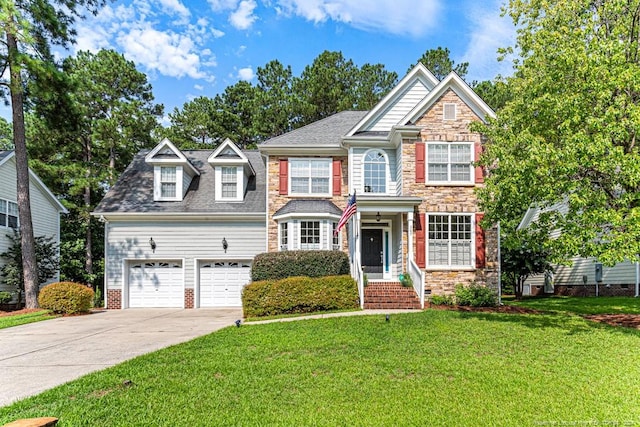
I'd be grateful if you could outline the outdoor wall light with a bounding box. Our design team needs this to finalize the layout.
[222,237,228,253]
[376,212,381,222]
[149,237,156,253]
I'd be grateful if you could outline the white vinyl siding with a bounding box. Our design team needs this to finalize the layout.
[289,159,331,196]
[104,220,266,300]
[525,257,639,289]
[369,79,431,132]
[427,143,473,184]
[427,214,473,268]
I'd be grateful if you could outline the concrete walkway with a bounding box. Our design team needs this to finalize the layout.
[0,309,242,407]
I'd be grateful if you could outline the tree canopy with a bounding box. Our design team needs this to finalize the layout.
[409,47,469,80]
[476,0,640,265]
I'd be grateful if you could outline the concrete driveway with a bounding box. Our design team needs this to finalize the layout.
[0,308,242,407]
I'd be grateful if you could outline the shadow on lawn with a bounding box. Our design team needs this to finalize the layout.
[441,309,640,337]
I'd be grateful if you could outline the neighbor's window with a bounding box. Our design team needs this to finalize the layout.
[363,150,386,194]
[221,167,237,198]
[299,220,321,249]
[160,166,177,198]
[427,214,472,267]
[427,143,472,183]
[0,199,18,228]
[290,159,331,195]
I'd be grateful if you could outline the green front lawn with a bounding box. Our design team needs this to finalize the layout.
[1,310,640,426]
[0,310,57,330]
[505,296,640,315]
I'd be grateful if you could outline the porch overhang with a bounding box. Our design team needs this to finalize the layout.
[355,195,422,213]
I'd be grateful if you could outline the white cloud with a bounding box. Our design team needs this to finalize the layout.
[461,2,516,81]
[274,0,442,37]
[237,67,255,80]
[208,0,240,12]
[157,0,191,19]
[194,84,204,90]
[229,0,258,30]
[116,24,208,79]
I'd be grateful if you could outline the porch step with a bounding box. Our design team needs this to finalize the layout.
[364,282,422,309]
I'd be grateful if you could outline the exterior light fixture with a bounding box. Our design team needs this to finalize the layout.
[222,237,228,253]
[149,237,156,253]
[376,212,381,222]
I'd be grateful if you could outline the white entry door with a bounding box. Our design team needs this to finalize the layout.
[199,261,251,307]
[128,261,183,308]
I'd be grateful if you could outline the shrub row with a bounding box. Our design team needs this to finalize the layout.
[251,250,350,281]
[38,282,94,314]
[242,275,359,317]
[429,284,497,307]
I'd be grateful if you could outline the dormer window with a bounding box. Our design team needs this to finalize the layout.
[221,167,238,199]
[146,138,200,202]
[160,167,177,198]
[208,138,254,202]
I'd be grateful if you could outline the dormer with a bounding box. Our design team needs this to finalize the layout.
[208,138,255,201]
[145,138,200,202]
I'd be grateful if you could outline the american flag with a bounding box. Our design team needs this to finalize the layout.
[335,192,356,235]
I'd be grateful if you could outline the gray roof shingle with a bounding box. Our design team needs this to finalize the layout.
[259,111,368,149]
[273,199,342,217]
[94,150,265,214]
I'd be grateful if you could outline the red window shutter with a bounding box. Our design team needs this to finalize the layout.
[332,159,342,196]
[279,159,288,195]
[475,213,486,269]
[416,213,426,268]
[474,142,484,183]
[415,142,425,183]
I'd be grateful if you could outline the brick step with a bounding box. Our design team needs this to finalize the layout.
[364,282,421,310]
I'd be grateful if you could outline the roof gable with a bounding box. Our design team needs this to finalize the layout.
[145,138,200,176]
[402,72,496,125]
[347,63,439,136]
[208,138,254,176]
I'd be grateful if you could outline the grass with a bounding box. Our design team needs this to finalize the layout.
[0,310,57,330]
[2,309,640,426]
[505,295,640,315]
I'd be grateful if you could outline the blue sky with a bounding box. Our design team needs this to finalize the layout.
[4,0,517,123]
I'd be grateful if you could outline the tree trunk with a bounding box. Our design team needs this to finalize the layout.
[84,138,93,278]
[7,31,39,308]
[515,276,524,300]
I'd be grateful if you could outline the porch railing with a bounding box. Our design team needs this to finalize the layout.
[408,259,425,308]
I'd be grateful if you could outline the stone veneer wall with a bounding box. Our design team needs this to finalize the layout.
[266,155,350,253]
[402,88,499,295]
[106,289,121,309]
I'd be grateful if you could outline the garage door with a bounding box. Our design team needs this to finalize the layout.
[129,261,183,308]
[199,261,251,307]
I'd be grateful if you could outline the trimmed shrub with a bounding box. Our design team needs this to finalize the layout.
[430,294,455,306]
[38,282,94,314]
[251,250,350,281]
[242,275,358,317]
[0,291,12,304]
[454,283,497,307]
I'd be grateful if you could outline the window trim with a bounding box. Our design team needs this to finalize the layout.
[215,166,243,201]
[288,158,332,197]
[425,213,475,269]
[154,165,183,201]
[426,142,474,185]
[362,149,388,195]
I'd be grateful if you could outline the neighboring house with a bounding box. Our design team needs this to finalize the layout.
[519,204,640,297]
[0,151,68,296]
[94,63,499,309]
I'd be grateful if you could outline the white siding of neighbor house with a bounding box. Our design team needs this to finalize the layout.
[369,80,430,132]
[525,257,638,288]
[105,220,266,291]
[0,157,63,293]
[351,147,398,196]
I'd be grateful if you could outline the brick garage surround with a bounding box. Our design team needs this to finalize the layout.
[106,289,121,309]
[184,288,194,309]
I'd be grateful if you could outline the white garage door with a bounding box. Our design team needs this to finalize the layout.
[129,261,183,308]
[199,261,251,307]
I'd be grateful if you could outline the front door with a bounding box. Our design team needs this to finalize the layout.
[362,228,383,275]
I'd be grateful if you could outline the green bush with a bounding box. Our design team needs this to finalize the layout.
[454,283,497,307]
[242,275,359,317]
[0,291,12,304]
[429,294,454,306]
[38,282,94,314]
[251,250,350,281]
[399,273,413,287]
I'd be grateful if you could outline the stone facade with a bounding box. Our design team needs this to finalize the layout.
[106,289,121,309]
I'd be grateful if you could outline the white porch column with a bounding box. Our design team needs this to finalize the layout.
[407,211,414,262]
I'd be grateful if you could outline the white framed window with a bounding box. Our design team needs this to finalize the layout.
[279,222,288,250]
[221,167,237,199]
[160,166,177,198]
[289,159,331,196]
[300,221,321,249]
[427,143,472,183]
[443,103,457,120]
[332,222,340,250]
[427,214,473,267]
[363,150,386,194]
[0,199,18,228]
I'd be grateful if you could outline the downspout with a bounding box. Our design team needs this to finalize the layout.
[497,221,502,305]
[101,215,109,309]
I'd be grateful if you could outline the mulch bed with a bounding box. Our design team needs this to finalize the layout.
[429,304,640,330]
[0,308,43,317]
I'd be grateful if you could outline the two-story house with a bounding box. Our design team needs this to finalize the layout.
[94,63,498,309]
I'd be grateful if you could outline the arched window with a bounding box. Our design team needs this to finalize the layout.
[363,150,386,193]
